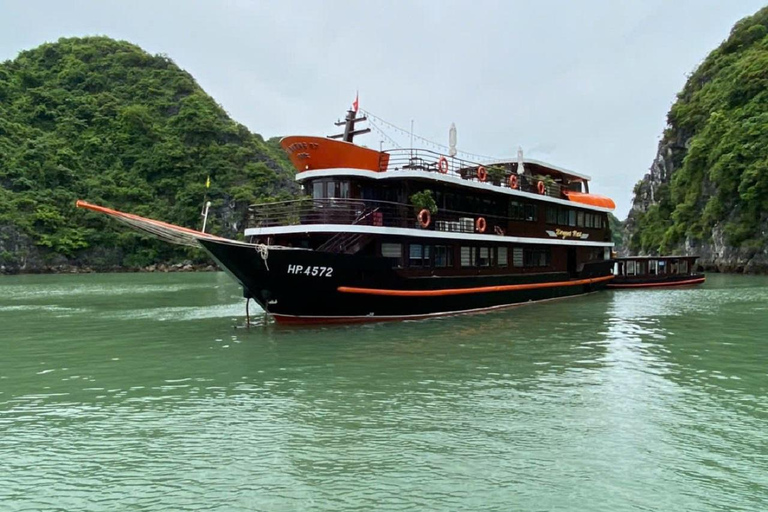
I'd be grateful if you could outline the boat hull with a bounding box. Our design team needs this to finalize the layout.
[199,239,614,324]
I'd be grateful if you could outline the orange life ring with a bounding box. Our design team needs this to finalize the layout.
[509,174,518,189]
[477,166,487,182]
[417,209,431,228]
[437,156,449,174]
[537,180,546,195]
[476,217,487,233]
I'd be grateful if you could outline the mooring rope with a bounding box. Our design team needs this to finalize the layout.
[255,244,269,271]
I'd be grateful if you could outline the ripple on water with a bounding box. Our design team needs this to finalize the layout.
[1,273,767,510]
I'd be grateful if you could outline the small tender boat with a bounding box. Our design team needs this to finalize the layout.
[608,256,705,289]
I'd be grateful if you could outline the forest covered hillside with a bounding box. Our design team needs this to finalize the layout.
[0,36,296,273]
[625,7,768,272]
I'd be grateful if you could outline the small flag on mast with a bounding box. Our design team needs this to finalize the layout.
[205,175,211,189]
[352,92,359,113]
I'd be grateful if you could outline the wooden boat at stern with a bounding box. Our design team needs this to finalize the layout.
[608,256,705,289]
[79,106,619,324]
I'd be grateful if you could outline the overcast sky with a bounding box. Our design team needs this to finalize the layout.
[2,1,765,217]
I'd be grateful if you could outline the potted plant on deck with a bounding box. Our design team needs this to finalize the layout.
[409,190,438,228]
[487,166,506,186]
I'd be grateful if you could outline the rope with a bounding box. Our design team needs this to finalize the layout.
[361,108,502,162]
[255,244,269,271]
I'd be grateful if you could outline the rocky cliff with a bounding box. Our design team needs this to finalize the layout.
[624,7,768,273]
[0,37,297,274]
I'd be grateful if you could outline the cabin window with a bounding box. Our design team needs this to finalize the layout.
[510,201,537,222]
[409,244,431,268]
[435,246,453,268]
[478,247,491,267]
[680,260,689,274]
[558,209,568,225]
[381,243,403,268]
[546,207,557,224]
[461,247,473,267]
[525,248,551,267]
[568,210,576,227]
[497,247,508,267]
[312,182,324,199]
[626,261,636,276]
[588,248,603,261]
[510,201,525,221]
[311,180,351,199]
[525,204,538,221]
[658,260,666,274]
[512,248,524,267]
[637,261,647,275]
[649,260,658,275]
[577,211,585,227]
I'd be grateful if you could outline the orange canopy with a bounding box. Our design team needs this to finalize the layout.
[563,190,616,210]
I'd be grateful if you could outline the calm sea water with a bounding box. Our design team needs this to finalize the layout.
[1,272,767,511]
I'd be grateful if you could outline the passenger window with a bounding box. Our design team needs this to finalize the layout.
[381,243,403,269]
[497,247,508,267]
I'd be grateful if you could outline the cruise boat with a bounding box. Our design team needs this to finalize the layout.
[609,256,705,288]
[78,106,617,324]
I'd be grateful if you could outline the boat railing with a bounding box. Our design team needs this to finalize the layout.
[382,148,564,199]
[248,197,531,236]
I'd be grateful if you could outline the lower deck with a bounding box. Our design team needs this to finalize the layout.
[249,232,612,280]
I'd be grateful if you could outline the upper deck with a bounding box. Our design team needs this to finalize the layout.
[280,135,615,212]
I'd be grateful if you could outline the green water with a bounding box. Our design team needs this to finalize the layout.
[1,272,767,511]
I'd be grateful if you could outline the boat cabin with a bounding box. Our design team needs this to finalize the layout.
[609,256,705,288]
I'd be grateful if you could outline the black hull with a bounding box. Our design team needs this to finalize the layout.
[199,240,613,324]
[607,274,706,289]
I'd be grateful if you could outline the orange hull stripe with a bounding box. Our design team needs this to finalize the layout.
[606,276,706,288]
[337,275,614,297]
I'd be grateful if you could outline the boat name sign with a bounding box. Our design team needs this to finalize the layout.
[286,141,320,160]
[287,264,334,277]
[547,229,590,240]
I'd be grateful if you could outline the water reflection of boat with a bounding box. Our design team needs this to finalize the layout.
[609,256,705,289]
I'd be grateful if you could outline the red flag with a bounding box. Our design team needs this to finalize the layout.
[352,92,359,113]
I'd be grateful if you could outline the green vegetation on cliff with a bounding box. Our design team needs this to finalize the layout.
[0,36,295,270]
[629,7,768,254]
[608,213,623,249]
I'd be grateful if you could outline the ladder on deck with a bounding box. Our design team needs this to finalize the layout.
[317,208,378,254]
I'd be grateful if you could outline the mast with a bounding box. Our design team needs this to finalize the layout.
[329,109,370,143]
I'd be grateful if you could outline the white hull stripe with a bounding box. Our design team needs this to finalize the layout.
[293,168,614,213]
[244,223,614,248]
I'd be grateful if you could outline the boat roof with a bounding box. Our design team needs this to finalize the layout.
[483,158,592,182]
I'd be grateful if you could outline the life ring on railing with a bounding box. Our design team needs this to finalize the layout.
[476,217,487,233]
[509,174,518,189]
[537,180,546,195]
[417,209,431,228]
[437,156,449,174]
[477,166,487,182]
